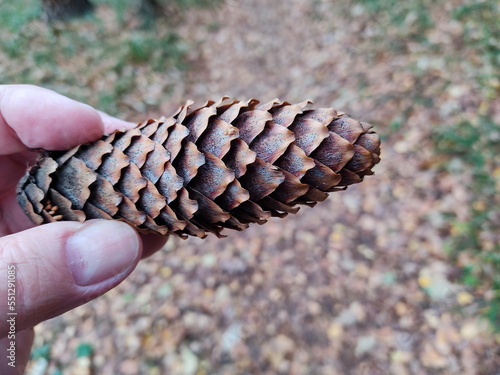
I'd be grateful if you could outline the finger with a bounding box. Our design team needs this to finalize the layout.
[0,152,37,195]
[140,233,169,258]
[0,220,142,337]
[0,188,169,250]
[0,189,171,254]
[97,110,137,134]
[0,85,103,154]
[0,328,34,375]
[0,193,37,237]
[0,85,132,154]
[0,183,169,253]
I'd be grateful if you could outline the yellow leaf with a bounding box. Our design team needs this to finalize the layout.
[472,200,486,212]
[418,276,432,288]
[327,322,343,339]
[456,291,473,306]
[160,266,172,278]
[391,350,411,363]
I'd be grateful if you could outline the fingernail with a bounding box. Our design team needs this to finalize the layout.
[65,221,140,286]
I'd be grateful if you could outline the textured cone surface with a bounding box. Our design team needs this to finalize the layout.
[17,98,381,238]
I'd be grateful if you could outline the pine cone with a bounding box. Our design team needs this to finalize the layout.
[17,98,381,238]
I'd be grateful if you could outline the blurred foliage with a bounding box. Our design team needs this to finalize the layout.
[355,0,434,42]
[435,1,499,330]
[5,1,498,372]
[353,0,500,329]
[436,116,500,330]
[30,343,51,360]
[0,0,222,116]
[94,0,223,27]
[1,0,498,335]
[0,1,42,32]
[76,342,93,358]
[452,1,500,77]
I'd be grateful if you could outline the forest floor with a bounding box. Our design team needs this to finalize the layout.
[3,0,498,374]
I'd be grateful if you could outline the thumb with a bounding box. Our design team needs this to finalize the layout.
[0,220,142,337]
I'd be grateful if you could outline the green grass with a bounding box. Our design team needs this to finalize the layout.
[435,116,500,330]
[0,0,213,116]
[435,1,499,330]
[0,1,42,32]
[355,0,434,42]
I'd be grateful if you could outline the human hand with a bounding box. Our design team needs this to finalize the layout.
[0,85,168,374]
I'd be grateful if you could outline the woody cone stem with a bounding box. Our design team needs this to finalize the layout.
[17,98,381,238]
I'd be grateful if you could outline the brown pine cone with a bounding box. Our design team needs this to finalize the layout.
[17,98,381,238]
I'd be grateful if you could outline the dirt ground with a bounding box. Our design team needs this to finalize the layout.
[26,1,499,374]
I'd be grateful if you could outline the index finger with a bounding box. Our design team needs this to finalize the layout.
[0,85,130,155]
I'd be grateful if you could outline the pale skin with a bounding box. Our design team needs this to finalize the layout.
[0,85,167,374]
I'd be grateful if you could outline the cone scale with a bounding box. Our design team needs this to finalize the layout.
[17,98,381,238]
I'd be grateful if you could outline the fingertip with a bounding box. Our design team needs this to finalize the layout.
[140,233,169,258]
[65,220,142,286]
[97,110,137,134]
[0,85,105,153]
[0,220,143,334]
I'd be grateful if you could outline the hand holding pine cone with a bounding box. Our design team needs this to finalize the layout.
[17,98,380,238]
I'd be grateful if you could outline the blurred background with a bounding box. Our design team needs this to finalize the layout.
[1,0,499,373]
